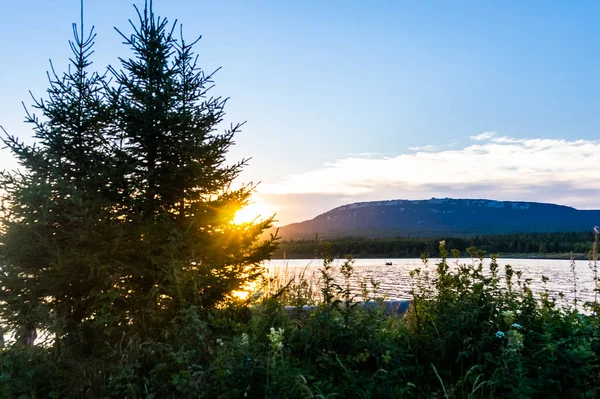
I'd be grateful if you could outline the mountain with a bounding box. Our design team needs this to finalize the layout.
[277,198,600,239]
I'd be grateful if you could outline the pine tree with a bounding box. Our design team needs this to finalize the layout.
[102,2,278,337]
[0,1,277,350]
[0,12,115,347]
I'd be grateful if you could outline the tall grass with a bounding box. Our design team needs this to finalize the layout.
[2,242,600,398]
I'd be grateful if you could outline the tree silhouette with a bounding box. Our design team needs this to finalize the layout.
[0,1,277,352]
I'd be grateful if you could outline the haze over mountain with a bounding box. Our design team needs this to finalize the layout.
[277,198,600,239]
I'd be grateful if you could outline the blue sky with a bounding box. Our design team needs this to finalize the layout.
[1,1,600,224]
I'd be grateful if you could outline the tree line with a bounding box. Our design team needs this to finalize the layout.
[274,231,596,258]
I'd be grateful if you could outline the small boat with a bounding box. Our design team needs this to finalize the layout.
[385,261,393,266]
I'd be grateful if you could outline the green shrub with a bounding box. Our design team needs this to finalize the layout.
[3,242,600,398]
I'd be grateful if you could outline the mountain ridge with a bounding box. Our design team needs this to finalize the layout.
[277,198,600,239]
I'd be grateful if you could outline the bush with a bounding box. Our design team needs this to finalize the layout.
[3,242,600,398]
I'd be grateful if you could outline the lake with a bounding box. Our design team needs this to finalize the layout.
[265,257,600,305]
[2,258,596,345]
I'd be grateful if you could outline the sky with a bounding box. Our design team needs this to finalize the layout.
[1,1,600,225]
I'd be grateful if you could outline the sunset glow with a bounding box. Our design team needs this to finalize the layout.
[233,200,276,224]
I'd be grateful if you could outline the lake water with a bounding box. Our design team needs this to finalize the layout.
[265,258,600,305]
[3,258,596,345]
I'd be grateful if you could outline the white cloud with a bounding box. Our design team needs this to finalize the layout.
[345,152,381,158]
[260,134,600,223]
[409,144,447,152]
[470,131,496,141]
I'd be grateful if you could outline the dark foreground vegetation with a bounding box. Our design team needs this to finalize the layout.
[275,232,597,259]
[3,242,600,398]
[2,2,600,398]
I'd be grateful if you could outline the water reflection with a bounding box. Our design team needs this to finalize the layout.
[265,258,599,305]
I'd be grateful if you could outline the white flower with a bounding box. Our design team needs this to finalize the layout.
[495,331,505,339]
[267,327,285,353]
[216,338,224,346]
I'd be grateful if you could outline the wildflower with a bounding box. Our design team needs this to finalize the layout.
[267,327,285,353]
[495,331,505,339]
[216,338,224,346]
[240,333,250,347]
[511,323,522,329]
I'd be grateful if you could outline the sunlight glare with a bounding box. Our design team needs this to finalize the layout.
[233,201,275,224]
[232,290,250,300]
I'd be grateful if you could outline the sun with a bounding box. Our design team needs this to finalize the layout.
[233,200,276,224]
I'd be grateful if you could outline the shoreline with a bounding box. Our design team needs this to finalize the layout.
[271,252,593,261]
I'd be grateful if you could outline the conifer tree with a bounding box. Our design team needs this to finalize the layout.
[100,2,278,337]
[0,12,114,347]
[0,1,277,349]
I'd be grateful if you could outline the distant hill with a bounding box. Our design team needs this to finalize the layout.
[277,198,600,239]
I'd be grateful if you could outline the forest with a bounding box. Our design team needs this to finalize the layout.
[274,232,597,259]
